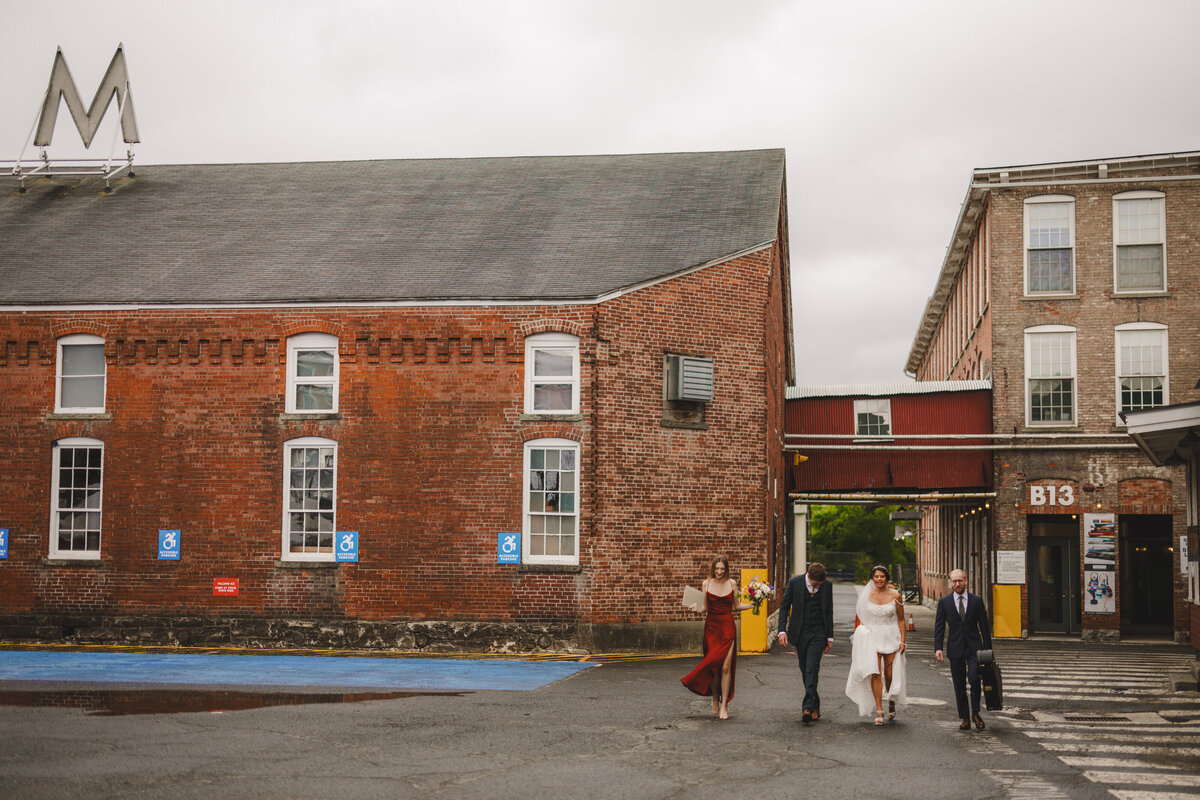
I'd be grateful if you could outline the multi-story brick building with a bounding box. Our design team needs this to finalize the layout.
[0,149,793,653]
[907,152,1198,641]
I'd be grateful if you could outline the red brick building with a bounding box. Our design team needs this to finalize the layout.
[0,150,793,653]
[907,152,1199,641]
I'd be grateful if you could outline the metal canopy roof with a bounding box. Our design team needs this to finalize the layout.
[1122,401,1200,467]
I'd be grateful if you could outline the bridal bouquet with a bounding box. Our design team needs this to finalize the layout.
[745,578,775,615]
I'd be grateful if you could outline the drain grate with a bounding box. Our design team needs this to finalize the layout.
[1063,714,1130,722]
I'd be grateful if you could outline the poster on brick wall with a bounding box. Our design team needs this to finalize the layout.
[1083,513,1116,614]
[0,528,7,559]
[1083,513,1116,568]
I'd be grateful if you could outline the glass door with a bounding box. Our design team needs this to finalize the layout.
[1028,516,1081,634]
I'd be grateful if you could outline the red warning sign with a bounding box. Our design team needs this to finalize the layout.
[212,578,239,596]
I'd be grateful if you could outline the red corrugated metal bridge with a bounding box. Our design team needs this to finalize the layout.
[783,380,997,598]
[785,380,995,505]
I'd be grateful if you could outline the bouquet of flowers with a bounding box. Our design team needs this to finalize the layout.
[744,578,775,615]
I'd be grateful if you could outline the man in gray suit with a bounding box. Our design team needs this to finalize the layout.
[777,562,834,723]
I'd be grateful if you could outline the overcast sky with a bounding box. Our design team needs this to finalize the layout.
[5,0,1200,386]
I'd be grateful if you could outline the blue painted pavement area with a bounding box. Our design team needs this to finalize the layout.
[0,650,597,691]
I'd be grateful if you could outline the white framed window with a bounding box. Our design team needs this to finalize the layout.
[282,437,337,560]
[853,399,891,436]
[524,332,579,414]
[286,333,339,413]
[523,438,579,565]
[1115,323,1168,418]
[1025,325,1077,426]
[55,334,106,413]
[50,437,104,559]
[1114,191,1166,292]
[1024,196,1075,295]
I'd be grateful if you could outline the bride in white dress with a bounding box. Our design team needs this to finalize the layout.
[845,565,907,725]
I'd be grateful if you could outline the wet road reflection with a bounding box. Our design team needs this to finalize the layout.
[0,688,468,716]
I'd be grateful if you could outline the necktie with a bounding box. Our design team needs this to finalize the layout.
[958,594,966,619]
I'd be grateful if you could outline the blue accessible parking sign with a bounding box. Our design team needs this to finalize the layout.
[158,529,180,560]
[497,532,520,564]
[336,531,359,562]
[0,528,8,559]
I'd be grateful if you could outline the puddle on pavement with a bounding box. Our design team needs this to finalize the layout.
[0,688,468,716]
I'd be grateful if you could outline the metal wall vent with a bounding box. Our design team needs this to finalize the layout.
[666,355,714,402]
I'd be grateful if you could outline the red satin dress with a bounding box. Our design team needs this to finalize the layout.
[680,591,737,702]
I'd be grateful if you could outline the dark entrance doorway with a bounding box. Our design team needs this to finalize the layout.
[1119,515,1173,637]
[1028,516,1080,634]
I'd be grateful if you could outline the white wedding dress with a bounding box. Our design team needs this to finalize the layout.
[845,585,908,716]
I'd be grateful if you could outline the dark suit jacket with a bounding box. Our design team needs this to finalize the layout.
[934,591,992,658]
[777,575,834,642]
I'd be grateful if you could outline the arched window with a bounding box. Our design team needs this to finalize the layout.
[286,333,339,413]
[1115,322,1168,419]
[56,333,106,412]
[50,437,104,558]
[1113,190,1166,292]
[1024,325,1076,426]
[1024,195,1075,296]
[282,436,337,560]
[524,332,579,414]
[523,438,580,565]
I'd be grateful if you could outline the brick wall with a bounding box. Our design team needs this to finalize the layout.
[0,247,787,651]
[914,165,1199,640]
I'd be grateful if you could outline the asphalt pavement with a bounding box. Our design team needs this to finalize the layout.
[0,582,1194,800]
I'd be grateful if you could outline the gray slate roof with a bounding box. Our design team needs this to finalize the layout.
[0,149,784,305]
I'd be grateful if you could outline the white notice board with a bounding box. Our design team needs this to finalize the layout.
[995,550,1026,584]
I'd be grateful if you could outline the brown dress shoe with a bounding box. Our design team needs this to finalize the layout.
[959,719,971,730]
[802,709,812,723]
[972,713,985,730]
[810,709,821,721]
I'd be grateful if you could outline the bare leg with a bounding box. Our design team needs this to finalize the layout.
[882,652,896,719]
[718,644,734,719]
[870,653,884,712]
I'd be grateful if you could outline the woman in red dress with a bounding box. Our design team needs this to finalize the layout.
[681,556,752,719]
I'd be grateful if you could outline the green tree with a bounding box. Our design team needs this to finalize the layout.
[810,504,915,581]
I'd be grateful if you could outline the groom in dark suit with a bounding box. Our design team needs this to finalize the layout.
[777,562,834,723]
[934,568,993,730]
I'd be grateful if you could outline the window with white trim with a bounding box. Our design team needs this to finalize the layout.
[524,438,579,564]
[1025,325,1077,425]
[1024,196,1075,295]
[853,399,891,436]
[524,332,579,414]
[283,437,337,560]
[1114,191,1166,292]
[286,333,339,413]
[50,437,104,559]
[56,334,106,413]
[1116,323,1168,416]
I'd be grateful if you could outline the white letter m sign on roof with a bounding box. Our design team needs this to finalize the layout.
[34,45,139,148]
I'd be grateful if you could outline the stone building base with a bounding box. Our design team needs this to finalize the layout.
[0,615,707,655]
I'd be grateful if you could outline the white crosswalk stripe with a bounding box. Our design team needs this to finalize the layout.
[986,640,1200,798]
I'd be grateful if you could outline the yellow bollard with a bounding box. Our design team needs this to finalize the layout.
[739,568,770,653]
[991,585,1022,638]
